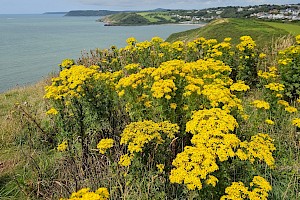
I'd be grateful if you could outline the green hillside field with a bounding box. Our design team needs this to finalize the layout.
[166,18,294,45]
[261,21,300,35]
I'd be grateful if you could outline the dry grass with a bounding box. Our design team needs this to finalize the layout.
[0,79,49,174]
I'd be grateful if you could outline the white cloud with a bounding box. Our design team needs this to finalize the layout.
[73,0,300,10]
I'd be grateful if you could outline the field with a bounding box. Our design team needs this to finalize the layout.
[0,19,300,200]
[166,18,290,45]
[137,12,175,23]
[262,21,300,35]
[101,11,176,25]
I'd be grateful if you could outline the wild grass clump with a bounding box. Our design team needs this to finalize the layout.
[1,34,299,200]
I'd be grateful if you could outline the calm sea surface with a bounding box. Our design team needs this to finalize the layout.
[0,14,202,93]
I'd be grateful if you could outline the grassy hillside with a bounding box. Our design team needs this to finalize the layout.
[261,21,300,35]
[101,13,150,25]
[0,80,49,199]
[101,12,176,25]
[166,18,290,45]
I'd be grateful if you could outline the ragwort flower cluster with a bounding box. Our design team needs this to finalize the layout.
[221,176,272,200]
[119,120,179,166]
[60,187,109,200]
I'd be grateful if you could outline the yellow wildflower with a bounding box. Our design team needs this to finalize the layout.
[259,53,267,59]
[206,175,218,187]
[265,119,274,125]
[126,37,137,45]
[221,176,271,200]
[251,100,270,110]
[296,34,300,44]
[170,103,177,109]
[46,108,58,115]
[97,138,114,154]
[59,58,74,69]
[61,187,109,200]
[292,118,300,128]
[121,120,179,154]
[57,141,68,151]
[285,106,298,113]
[156,164,165,173]
[265,83,284,91]
[278,100,289,107]
[118,154,133,167]
[230,80,250,92]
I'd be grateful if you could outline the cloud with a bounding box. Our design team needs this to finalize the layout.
[74,0,299,10]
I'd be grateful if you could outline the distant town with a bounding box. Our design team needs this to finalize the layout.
[168,4,300,23]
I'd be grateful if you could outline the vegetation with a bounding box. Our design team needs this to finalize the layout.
[166,18,292,45]
[1,20,300,200]
[261,21,300,35]
[65,10,121,16]
[100,12,176,26]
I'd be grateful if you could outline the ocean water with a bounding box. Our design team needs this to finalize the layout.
[0,14,202,93]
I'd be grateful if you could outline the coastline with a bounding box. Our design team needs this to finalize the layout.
[103,22,206,27]
[1,15,201,94]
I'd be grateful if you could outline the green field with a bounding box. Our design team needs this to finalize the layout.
[166,18,290,45]
[101,11,176,25]
[261,21,300,35]
[138,12,175,23]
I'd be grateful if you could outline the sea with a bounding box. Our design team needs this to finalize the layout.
[0,14,202,93]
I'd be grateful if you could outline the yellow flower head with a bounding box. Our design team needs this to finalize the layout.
[57,141,68,152]
[265,83,284,92]
[278,100,289,107]
[95,187,110,199]
[46,108,58,115]
[206,175,218,187]
[292,118,300,128]
[118,154,133,167]
[156,164,165,173]
[296,35,300,44]
[97,138,114,154]
[59,59,74,69]
[170,103,177,109]
[285,106,298,113]
[259,53,267,59]
[61,187,110,200]
[252,100,270,110]
[265,119,274,125]
[236,36,256,51]
[230,80,250,92]
[126,37,137,45]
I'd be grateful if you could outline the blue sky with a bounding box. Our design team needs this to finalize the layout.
[1,0,299,14]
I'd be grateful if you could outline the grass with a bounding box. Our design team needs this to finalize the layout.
[138,12,175,23]
[102,12,175,25]
[166,18,290,45]
[261,21,300,35]
[0,80,49,199]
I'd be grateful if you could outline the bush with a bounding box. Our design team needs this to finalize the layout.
[6,35,300,200]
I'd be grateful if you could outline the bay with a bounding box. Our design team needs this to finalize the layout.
[0,14,202,93]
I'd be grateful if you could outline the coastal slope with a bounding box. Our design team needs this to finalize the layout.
[166,18,290,45]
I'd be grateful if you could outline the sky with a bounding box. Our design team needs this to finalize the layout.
[0,0,299,14]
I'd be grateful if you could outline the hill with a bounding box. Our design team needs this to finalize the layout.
[65,10,121,16]
[43,12,68,15]
[261,21,300,35]
[100,13,151,26]
[100,11,177,25]
[166,18,291,45]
